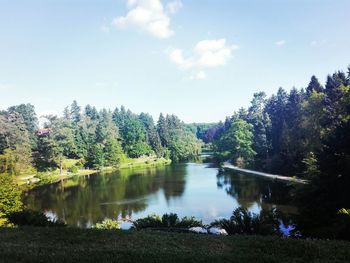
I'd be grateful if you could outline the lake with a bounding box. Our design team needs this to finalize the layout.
[24,161,297,228]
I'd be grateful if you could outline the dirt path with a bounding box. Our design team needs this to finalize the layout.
[222,162,309,184]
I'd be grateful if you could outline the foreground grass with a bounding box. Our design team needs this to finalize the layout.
[0,228,349,263]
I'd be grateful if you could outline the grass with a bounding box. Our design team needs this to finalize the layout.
[118,157,171,169]
[0,227,349,263]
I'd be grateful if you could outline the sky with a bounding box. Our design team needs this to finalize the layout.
[1,0,350,123]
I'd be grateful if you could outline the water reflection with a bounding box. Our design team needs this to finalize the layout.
[217,170,298,214]
[24,163,297,227]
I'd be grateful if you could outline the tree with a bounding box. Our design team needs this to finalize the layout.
[157,113,169,147]
[121,117,151,158]
[7,104,38,149]
[96,109,124,165]
[306,75,323,95]
[215,119,255,167]
[70,100,81,123]
[84,105,99,120]
[139,113,163,157]
[0,175,23,223]
[37,116,76,174]
[63,106,70,120]
[247,92,270,168]
[0,112,33,175]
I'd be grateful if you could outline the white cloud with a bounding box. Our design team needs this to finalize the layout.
[275,40,286,46]
[113,0,174,39]
[169,38,238,80]
[166,0,183,14]
[194,39,236,67]
[169,49,193,69]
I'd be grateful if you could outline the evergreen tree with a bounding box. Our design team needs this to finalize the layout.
[247,92,269,168]
[157,113,169,147]
[85,104,99,120]
[70,100,81,123]
[63,106,70,120]
[139,113,163,157]
[7,104,38,149]
[306,75,323,95]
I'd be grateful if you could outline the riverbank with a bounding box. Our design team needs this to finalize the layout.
[222,162,309,184]
[0,227,349,262]
[15,157,172,190]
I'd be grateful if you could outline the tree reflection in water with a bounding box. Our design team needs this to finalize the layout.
[24,165,187,227]
[216,170,298,215]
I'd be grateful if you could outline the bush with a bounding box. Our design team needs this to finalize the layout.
[133,213,203,230]
[161,213,179,227]
[68,166,78,174]
[95,219,121,230]
[7,210,66,227]
[211,207,280,235]
[177,216,203,228]
[0,175,22,218]
[133,214,162,230]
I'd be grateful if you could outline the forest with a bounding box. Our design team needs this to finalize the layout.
[0,103,202,175]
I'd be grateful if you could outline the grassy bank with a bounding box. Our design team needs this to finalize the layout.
[0,227,349,262]
[15,157,171,190]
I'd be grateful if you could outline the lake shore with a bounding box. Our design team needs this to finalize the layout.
[222,162,309,184]
[16,157,172,190]
[1,227,349,263]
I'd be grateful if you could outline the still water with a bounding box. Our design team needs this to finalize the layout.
[24,162,297,228]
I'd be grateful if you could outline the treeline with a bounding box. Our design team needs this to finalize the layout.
[0,103,201,175]
[202,67,349,176]
[202,66,350,239]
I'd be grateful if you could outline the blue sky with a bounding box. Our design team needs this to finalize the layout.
[1,0,350,123]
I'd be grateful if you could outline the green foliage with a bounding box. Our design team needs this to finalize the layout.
[161,213,179,227]
[7,104,38,149]
[7,210,66,227]
[177,216,203,228]
[0,175,23,219]
[68,166,78,174]
[214,119,255,167]
[133,213,203,230]
[95,219,121,230]
[211,207,280,236]
[133,214,162,229]
[0,112,33,175]
[89,143,105,168]
[302,152,320,179]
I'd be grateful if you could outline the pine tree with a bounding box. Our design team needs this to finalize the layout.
[70,100,81,123]
[157,113,168,147]
[306,75,323,95]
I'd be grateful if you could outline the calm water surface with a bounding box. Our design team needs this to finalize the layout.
[24,161,297,228]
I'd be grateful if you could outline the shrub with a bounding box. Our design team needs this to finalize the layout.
[0,175,22,218]
[95,219,121,230]
[133,214,162,230]
[162,213,179,227]
[7,210,66,227]
[177,216,203,228]
[133,213,203,230]
[211,207,280,235]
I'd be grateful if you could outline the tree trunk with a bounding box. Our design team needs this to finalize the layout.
[60,158,63,176]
